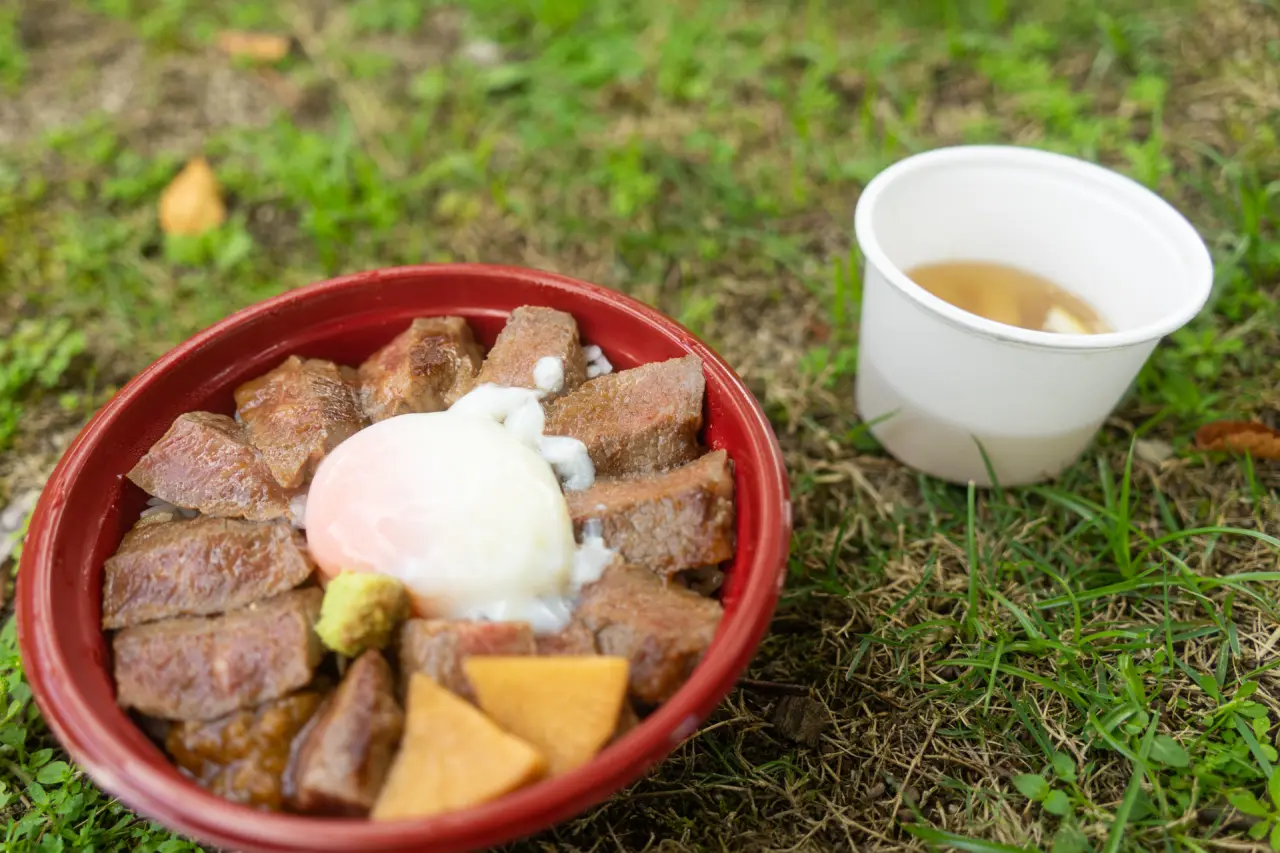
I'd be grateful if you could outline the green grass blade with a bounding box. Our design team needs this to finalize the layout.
[1115,438,1135,577]
[946,659,1092,709]
[965,480,980,640]
[1234,714,1275,778]
[982,638,1004,713]
[905,825,1036,853]
[1103,716,1159,853]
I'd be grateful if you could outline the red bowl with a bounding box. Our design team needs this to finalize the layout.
[16,265,791,853]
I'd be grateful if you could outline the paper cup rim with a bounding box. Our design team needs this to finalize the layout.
[853,145,1214,352]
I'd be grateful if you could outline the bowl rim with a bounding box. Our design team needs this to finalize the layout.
[17,263,792,853]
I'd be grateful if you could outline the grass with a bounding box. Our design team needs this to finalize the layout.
[1,0,1279,849]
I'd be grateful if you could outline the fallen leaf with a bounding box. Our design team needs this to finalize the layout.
[805,319,832,343]
[159,157,226,237]
[255,68,302,110]
[771,695,827,747]
[216,30,291,63]
[1135,438,1174,465]
[1195,420,1280,459]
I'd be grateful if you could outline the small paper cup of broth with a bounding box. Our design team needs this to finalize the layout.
[853,145,1213,486]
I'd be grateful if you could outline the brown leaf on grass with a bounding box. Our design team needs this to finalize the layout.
[158,157,226,237]
[216,30,291,63]
[1194,420,1280,459]
[255,68,302,110]
[805,319,832,344]
[772,695,827,748]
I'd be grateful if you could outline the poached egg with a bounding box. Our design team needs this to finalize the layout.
[306,412,592,631]
[305,365,609,633]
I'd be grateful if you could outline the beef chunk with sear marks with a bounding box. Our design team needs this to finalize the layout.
[574,563,722,704]
[234,356,366,489]
[103,516,315,629]
[475,307,587,397]
[128,412,293,522]
[565,450,734,577]
[357,317,483,422]
[546,356,705,477]
[113,588,324,721]
[288,651,404,816]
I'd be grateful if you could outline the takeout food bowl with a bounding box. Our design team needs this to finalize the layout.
[16,264,792,853]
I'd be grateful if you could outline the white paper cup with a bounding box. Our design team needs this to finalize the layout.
[853,145,1213,487]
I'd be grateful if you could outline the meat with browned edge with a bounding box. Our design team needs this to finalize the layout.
[397,619,535,701]
[127,412,292,521]
[102,517,315,630]
[288,651,404,816]
[534,621,598,656]
[475,307,587,397]
[565,450,734,577]
[166,691,325,811]
[234,357,367,489]
[546,356,704,477]
[113,588,324,721]
[357,317,483,422]
[574,563,722,704]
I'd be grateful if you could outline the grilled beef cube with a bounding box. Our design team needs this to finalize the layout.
[113,589,324,721]
[127,412,292,522]
[565,450,734,577]
[234,356,366,489]
[288,651,403,816]
[102,517,315,629]
[357,317,483,422]
[545,356,704,477]
[534,621,598,656]
[475,307,587,397]
[166,691,325,811]
[574,563,722,704]
[397,619,535,702]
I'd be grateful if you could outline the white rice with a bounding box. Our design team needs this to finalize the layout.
[140,496,198,520]
[583,344,613,379]
[288,492,309,529]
